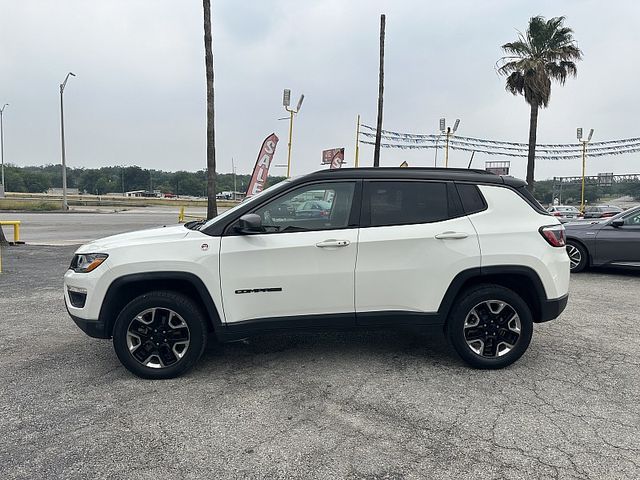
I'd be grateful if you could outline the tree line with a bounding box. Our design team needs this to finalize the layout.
[4,163,638,203]
[2,164,286,197]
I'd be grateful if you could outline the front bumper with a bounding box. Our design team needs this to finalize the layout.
[65,302,110,338]
[536,294,569,323]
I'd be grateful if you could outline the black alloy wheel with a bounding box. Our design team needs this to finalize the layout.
[126,307,191,368]
[463,300,521,358]
[113,291,207,379]
[447,284,533,369]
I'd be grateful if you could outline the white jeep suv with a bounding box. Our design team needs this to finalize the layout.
[64,168,570,379]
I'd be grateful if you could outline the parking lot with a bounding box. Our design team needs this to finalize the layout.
[1,215,639,479]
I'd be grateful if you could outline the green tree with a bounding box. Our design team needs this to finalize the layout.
[498,16,582,191]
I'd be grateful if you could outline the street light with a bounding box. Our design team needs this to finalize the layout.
[577,127,595,214]
[60,72,76,211]
[283,88,304,177]
[0,103,8,193]
[439,117,460,168]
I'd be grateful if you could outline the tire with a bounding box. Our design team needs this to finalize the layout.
[566,241,587,273]
[113,290,208,379]
[447,284,533,369]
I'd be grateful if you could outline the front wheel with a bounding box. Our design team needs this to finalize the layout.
[113,291,208,379]
[447,285,533,369]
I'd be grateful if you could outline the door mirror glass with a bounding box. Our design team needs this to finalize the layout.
[610,218,624,228]
[236,214,264,233]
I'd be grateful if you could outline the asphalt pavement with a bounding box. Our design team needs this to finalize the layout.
[0,245,639,479]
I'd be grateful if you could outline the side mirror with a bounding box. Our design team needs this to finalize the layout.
[236,213,264,234]
[610,218,624,228]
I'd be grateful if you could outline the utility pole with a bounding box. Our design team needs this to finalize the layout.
[232,157,237,200]
[283,89,304,177]
[59,72,75,210]
[373,14,386,167]
[0,104,8,193]
[577,127,594,213]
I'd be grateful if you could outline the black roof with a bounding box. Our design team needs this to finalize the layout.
[301,167,527,188]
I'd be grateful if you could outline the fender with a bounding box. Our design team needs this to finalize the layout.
[99,271,223,337]
[437,265,555,322]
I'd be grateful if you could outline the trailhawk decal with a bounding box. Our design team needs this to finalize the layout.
[235,287,283,294]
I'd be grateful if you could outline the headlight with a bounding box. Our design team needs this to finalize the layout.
[69,253,109,273]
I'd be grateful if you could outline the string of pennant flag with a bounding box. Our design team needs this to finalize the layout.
[359,123,640,160]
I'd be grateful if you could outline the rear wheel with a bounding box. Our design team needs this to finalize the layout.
[447,285,533,369]
[113,291,208,379]
[566,241,587,273]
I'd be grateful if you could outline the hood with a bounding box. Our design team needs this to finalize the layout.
[76,224,191,253]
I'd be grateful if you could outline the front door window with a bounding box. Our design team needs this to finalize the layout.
[252,182,356,233]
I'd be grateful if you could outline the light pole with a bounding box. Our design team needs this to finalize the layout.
[439,117,460,168]
[283,89,304,177]
[577,127,594,214]
[0,103,8,193]
[60,72,75,211]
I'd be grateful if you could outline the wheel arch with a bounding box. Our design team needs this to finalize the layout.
[438,266,550,323]
[99,272,223,338]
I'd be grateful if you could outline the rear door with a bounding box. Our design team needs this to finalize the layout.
[354,180,480,325]
[219,180,361,325]
[595,209,640,266]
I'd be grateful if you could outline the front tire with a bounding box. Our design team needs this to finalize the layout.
[566,241,587,273]
[113,291,208,379]
[447,285,533,369]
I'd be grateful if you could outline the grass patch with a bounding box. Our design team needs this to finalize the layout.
[0,199,61,211]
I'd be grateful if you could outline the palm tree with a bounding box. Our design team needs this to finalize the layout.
[203,0,218,218]
[498,16,582,191]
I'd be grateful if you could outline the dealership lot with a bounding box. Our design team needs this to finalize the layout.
[0,240,639,478]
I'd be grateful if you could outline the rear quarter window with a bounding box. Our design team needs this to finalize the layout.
[455,183,487,215]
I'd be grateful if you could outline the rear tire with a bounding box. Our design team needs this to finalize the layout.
[566,241,587,273]
[447,284,533,369]
[113,290,208,379]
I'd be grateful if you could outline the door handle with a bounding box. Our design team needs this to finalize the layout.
[435,231,469,240]
[316,239,351,248]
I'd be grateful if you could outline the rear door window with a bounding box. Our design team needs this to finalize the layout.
[364,181,456,227]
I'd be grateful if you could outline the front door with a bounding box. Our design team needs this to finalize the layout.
[595,209,640,266]
[219,180,360,325]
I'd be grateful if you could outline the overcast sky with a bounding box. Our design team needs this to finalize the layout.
[1,0,639,180]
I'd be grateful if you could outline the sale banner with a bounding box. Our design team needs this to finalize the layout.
[246,133,279,197]
[322,148,345,169]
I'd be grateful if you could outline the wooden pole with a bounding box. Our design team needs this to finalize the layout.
[373,14,385,168]
[203,0,218,219]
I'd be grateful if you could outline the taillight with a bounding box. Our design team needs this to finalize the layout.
[552,212,562,217]
[539,225,566,247]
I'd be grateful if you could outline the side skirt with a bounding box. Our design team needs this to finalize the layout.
[216,311,444,342]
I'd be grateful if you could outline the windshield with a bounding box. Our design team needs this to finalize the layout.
[609,205,640,221]
[198,180,292,230]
